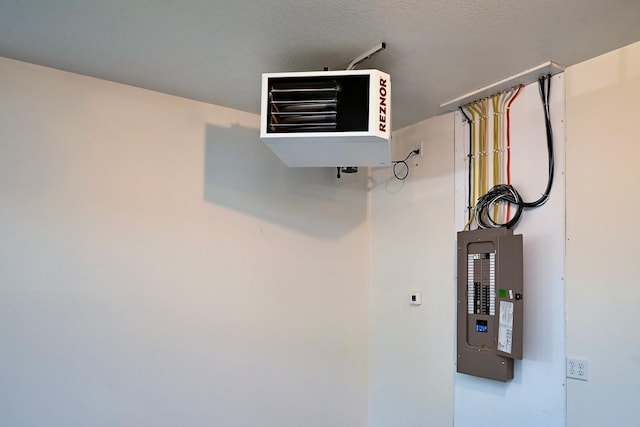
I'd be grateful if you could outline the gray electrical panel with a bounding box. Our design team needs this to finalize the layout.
[456,228,523,381]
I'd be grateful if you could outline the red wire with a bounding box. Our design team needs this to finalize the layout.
[506,84,523,220]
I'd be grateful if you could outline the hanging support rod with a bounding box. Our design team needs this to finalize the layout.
[347,42,386,70]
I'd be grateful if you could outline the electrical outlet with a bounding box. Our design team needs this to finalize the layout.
[567,358,589,381]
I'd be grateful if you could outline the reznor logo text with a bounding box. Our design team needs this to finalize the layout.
[379,78,388,132]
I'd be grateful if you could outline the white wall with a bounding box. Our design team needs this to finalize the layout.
[6,39,640,427]
[368,74,567,427]
[565,41,640,427]
[369,114,456,426]
[0,57,370,427]
[453,75,567,427]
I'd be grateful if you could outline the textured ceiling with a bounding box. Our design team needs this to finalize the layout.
[2,0,640,130]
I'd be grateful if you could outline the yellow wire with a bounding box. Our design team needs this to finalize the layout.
[462,209,476,232]
[462,103,480,231]
[480,98,488,196]
[469,103,478,195]
[463,88,522,229]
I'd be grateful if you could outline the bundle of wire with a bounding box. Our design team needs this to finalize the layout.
[475,74,554,229]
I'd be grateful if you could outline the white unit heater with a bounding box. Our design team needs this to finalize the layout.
[260,69,391,167]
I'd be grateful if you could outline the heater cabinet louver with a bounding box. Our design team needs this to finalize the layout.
[267,76,369,133]
[268,80,339,132]
[260,69,391,167]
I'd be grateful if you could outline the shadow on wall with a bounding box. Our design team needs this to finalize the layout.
[203,123,367,238]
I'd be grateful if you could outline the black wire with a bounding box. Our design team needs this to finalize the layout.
[459,107,473,225]
[392,149,419,180]
[523,75,554,208]
[476,184,524,229]
[475,74,555,229]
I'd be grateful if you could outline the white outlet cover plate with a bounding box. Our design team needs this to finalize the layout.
[567,358,589,381]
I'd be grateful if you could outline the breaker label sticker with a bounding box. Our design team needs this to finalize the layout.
[498,301,514,354]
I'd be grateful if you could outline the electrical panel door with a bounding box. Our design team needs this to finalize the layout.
[456,228,523,381]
